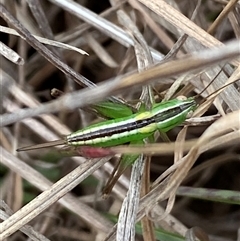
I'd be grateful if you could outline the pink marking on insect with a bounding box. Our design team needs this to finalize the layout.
[74,146,115,158]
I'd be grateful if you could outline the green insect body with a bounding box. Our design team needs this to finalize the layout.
[17,98,197,152]
[67,98,196,147]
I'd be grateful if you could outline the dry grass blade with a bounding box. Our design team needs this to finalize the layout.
[0,201,50,241]
[114,9,154,240]
[117,156,145,241]
[194,66,240,116]
[0,26,88,56]
[207,0,239,34]
[128,0,177,52]
[140,156,155,241]
[138,0,225,48]
[47,0,163,61]
[0,147,112,239]
[109,140,197,155]
[0,5,93,89]
[0,41,24,64]
[85,32,117,67]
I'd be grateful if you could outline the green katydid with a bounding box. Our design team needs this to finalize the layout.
[16,78,236,194]
[17,98,196,152]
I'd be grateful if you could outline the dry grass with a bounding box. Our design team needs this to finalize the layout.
[1,0,240,241]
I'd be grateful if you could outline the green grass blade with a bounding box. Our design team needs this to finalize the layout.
[177,187,240,205]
